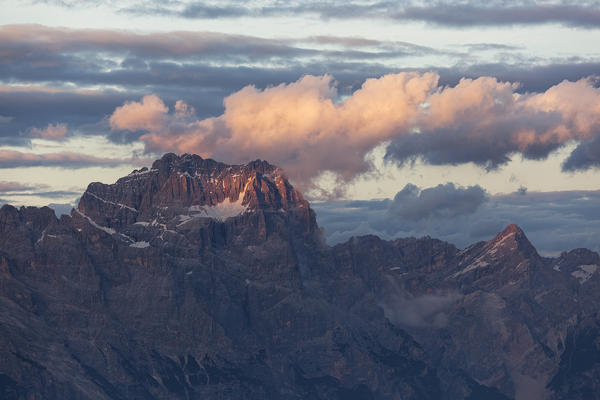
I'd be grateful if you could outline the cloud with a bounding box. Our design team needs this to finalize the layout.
[393,3,600,28]
[382,291,462,328]
[29,123,68,140]
[313,188,600,255]
[2,24,600,150]
[110,95,168,132]
[8,190,82,198]
[117,0,600,28]
[0,24,306,61]
[109,73,600,187]
[0,150,142,168]
[0,181,81,198]
[386,76,600,170]
[562,135,600,171]
[115,72,438,186]
[389,183,488,220]
[0,24,432,68]
[0,181,38,192]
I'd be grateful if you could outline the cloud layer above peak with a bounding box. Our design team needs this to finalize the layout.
[108,72,600,186]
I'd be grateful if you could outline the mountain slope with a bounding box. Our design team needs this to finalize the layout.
[0,154,459,400]
[1,153,599,400]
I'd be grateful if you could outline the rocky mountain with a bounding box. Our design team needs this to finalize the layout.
[1,153,600,399]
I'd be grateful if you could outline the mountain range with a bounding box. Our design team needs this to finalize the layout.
[1,153,600,399]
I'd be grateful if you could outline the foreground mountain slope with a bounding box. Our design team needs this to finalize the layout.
[1,153,598,399]
[0,154,467,400]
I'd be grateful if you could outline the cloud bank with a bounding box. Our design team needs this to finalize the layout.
[1,24,598,150]
[118,0,600,28]
[313,186,600,255]
[390,183,488,220]
[108,72,600,186]
[0,150,141,168]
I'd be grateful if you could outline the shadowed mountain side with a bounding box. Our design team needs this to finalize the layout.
[1,153,599,400]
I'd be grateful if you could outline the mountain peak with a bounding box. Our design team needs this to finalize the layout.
[451,223,539,282]
[149,153,278,177]
[487,223,537,257]
[76,153,313,235]
[502,223,524,235]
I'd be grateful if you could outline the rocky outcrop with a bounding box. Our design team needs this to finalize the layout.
[338,223,600,400]
[1,153,600,400]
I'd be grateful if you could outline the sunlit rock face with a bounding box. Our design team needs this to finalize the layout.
[1,153,599,400]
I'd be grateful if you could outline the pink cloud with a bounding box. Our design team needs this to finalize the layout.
[0,181,37,192]
[109,73,600,188]
[123,73,438,186]
[29,123,68,140]
[109,94,168,132]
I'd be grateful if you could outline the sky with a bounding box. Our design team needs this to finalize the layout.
[1,0,600,254]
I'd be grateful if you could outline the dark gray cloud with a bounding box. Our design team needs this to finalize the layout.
[390,183,488,220]
[313,187,600,255]
[0,87,137,143]
[394,3,600,28]
[0,25,439,144]
[0,24,432,67]
[384,112,562,170]
[461,43,523,52]
[384,75,600,172]
[562,135,600,171]
[117,0,600,28]
[437,60,600,93]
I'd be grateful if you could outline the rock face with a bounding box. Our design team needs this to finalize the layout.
[334,225,600,400]
[0,153,599,399]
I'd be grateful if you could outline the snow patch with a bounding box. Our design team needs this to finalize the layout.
[75,209,136,244]
[75,209,116,235]
[187,192,248,221]
[134,221,149,226]
[452,259,490,278]
[36,228,47,244]
[176,214,194,227]
[130,241,150,248]
[571,264,599,284]
[491,231,516,252]
[85,192,138,212]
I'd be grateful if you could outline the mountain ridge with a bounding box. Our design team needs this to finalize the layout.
[1,153,600,400]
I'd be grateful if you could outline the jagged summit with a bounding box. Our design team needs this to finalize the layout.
[488,223,538,257]
[3,155,600,399]
[76,153,312,236]
[148,153,278,178]
[501,223,523,235]
[449,223,540,286]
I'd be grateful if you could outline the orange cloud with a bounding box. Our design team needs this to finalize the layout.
[109,94,168,132]
[109,73,600,186]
